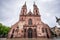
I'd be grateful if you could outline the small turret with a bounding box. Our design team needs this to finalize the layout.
[28,10,32,15]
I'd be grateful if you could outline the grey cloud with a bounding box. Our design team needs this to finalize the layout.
[0,0,60,27]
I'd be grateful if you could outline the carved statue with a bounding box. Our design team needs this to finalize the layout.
[56,16,60,25]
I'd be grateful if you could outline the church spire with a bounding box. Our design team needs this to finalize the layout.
[20,2,27,15]
[23,2,26,7]
[34,2,35,6]
[33,2,39,15]
[33,2,37,8]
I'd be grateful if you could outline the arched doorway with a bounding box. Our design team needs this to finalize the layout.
[28,28,33,38]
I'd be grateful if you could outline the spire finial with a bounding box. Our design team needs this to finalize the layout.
[23,1,26,7]
[34,1,35,5]
[25,1,26,5]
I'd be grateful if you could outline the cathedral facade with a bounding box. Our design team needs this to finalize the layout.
[8,2,52,38]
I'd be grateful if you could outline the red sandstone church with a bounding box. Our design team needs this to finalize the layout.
[8,2,52,38]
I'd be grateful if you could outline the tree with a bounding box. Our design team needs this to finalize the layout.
[0,23,10,38]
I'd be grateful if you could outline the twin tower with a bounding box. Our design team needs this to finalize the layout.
[20,2,39,16]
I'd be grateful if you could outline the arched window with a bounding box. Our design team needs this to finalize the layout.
[42,28,44,33]
[28,19,32,25]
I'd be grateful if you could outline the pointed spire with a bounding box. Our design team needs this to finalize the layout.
[25,1,26,6]
[33,1,37,7]
[33,1,39,15]
[33,1,35,6]
[34,1,35,5]
[20,1,27,15]
[23,2,26,7]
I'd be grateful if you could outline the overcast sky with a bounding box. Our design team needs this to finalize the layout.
[0,0,60,27]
